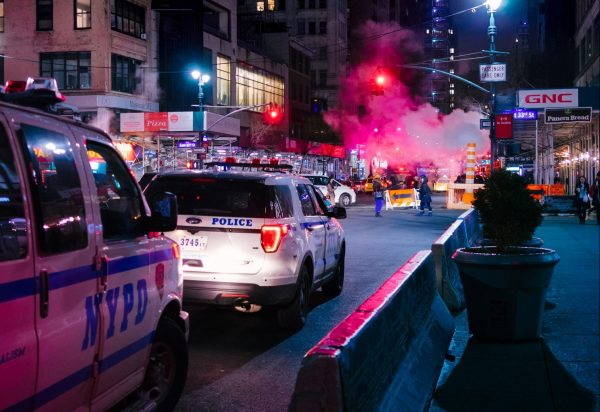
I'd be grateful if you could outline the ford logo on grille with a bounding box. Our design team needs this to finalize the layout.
[186,217,202,224]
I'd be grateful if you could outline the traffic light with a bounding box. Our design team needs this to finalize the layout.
[371,74,386,96]
[264,104,282,125]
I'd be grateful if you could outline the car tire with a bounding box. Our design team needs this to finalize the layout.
[138,317,188,412]
[322,246,345,297]
[339,193,351,207]
[277,265,311,330]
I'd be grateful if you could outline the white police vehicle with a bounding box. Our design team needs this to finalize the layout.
[0,79,189,411]
[144,168,347,329]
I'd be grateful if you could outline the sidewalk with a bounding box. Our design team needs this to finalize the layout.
[429,216,600,412]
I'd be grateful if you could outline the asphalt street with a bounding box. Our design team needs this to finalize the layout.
[176,194,462,412]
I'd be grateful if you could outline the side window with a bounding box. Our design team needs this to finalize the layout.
[296,184,316,216]
[307,185,326,215]
[86,141,145,241]
[19,124,87,254]
[0,125,28,261]
[267,185,294,218]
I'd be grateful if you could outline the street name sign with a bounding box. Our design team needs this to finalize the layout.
[513,110,537,120]
[545,107,592,124]
[480,119,492,129]
[479,63,507,82]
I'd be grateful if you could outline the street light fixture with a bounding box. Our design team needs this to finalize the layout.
[485,0,502,170]
[191,70,210,112]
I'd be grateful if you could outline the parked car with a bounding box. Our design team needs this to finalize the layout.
[0,83,188,411]
[144,171,347,330]
[302,175,357,206]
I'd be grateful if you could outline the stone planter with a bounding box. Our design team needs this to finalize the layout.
[479,237,544,248]
[452,247,560,342]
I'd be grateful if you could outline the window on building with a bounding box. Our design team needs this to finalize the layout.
[37,0,53,31]
[111,0,145,39]
[319,0,326,8]
[236,63,284,111]
[319,46,327,60]
[310,69,316,86]
[40,52,90,90]
[0,1,4,33]
[319,21,327,34]
[297,19,305,35]
[308,21,316,35]
[298,0,305,8]
[319,69,326,86]
[278,0,286,10]
[204,2,230,39]
[308,0,315,8]
[111,54,140,94]
[217,55,231,105]
[75,0,91,29]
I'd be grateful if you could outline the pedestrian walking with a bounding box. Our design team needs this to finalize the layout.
[418,175,433,216]
[373,175,384,217]
[326,175,336,205]
[575,175,591,224]
[590,172,600,225]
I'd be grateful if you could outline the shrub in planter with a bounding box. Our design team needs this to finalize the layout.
[472,169,543,251]
[452,169,559,341]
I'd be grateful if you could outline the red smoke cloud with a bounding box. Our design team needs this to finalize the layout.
[325,21,490,178]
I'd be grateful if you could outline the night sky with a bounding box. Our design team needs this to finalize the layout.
[450,0,528,73]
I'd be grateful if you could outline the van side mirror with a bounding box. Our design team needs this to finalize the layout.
[146,192,178,232]
[327,206,347,219]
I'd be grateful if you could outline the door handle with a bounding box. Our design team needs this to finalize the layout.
[39,270,49,318]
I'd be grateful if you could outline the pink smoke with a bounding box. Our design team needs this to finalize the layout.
[325,21,490,178]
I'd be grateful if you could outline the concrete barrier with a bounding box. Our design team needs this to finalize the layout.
[290,251,454,412]
[456,208,481,247]
[431,220,468,312]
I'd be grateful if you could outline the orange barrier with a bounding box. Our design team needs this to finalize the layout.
[385,189,418,209]
[527,184,548,201]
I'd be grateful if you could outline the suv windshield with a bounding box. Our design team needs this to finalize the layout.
[145,177,293,218]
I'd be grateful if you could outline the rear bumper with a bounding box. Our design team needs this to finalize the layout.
[183,279,297,306]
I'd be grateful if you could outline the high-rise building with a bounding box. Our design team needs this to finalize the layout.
[574,0,599,86]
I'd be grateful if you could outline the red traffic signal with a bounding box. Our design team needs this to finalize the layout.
[370,73,386,96]
[264,104,282,125]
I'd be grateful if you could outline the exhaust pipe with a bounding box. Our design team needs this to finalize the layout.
[234,299,262,313]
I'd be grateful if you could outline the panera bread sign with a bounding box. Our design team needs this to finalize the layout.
[545,107,592,124]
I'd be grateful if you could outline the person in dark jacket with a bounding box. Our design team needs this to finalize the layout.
[418,175,433,216]
[373,175,384,217]
[590,172,600,225]
[575,175,591,224]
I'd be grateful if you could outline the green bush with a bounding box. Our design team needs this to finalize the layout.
[473,169,543,251]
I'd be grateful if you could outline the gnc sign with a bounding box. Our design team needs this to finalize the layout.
[518,88,578,109]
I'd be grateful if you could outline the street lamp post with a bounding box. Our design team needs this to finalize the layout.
[191,70,210,113]
[486,0,501,170]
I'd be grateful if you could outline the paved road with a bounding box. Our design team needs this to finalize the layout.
[176,195,462,412]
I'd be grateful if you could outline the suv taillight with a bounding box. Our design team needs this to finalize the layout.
[261,224,288,253]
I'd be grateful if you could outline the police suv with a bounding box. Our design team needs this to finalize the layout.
[144,168,347,329]
[0,79,189,411]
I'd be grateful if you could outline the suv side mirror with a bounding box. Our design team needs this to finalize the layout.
[146,192,178,232]
[327,206,347,219]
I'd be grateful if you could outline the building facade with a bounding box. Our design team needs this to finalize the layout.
[0,0,159,133]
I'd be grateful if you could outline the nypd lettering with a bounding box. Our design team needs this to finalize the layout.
[211,217,253,227]
[82,279,148,350]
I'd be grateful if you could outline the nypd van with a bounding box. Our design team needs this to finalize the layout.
[0,85,188,411]
[144,170,347,329]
